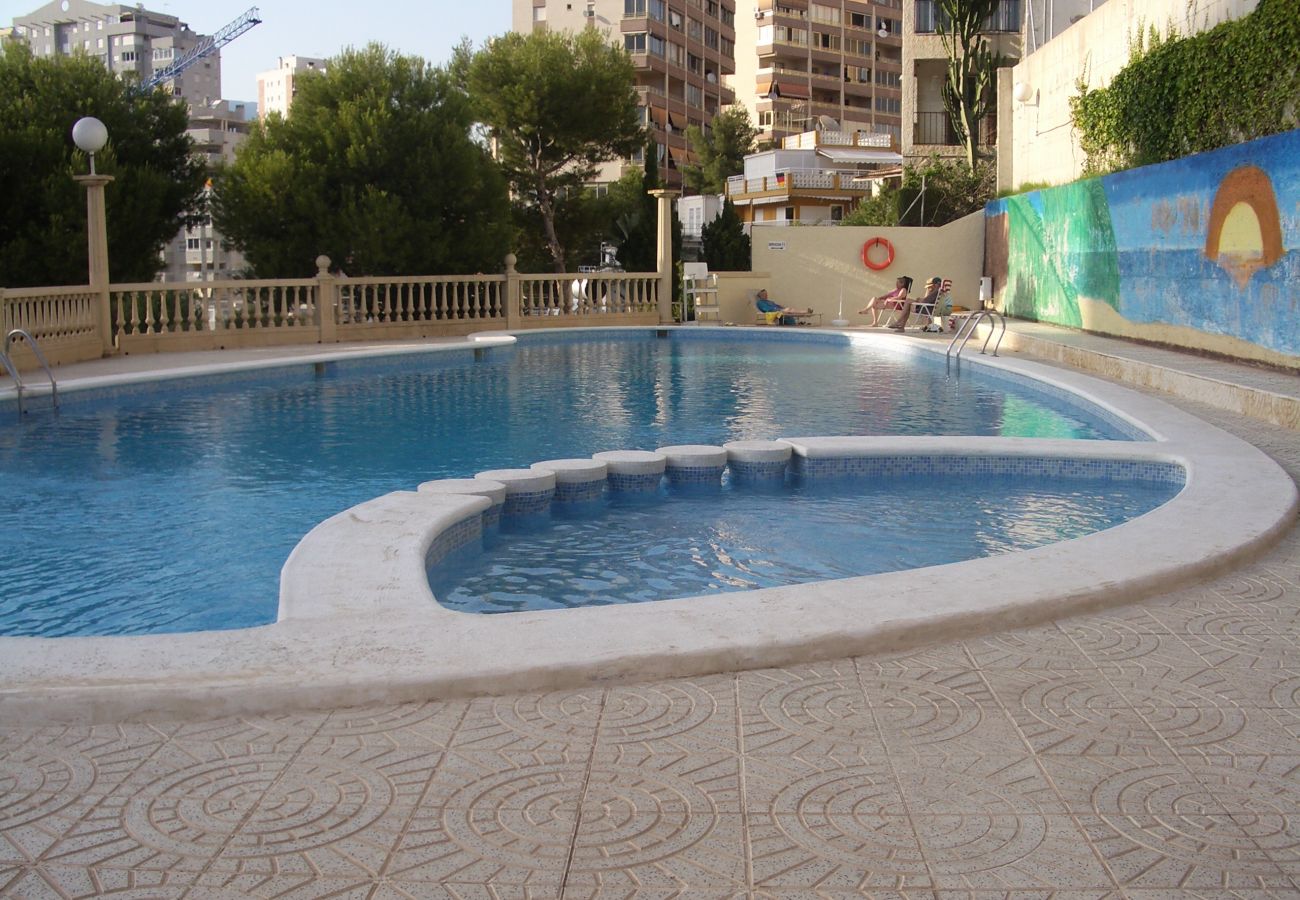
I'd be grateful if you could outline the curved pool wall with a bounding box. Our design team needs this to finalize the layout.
[0,328,1294,723]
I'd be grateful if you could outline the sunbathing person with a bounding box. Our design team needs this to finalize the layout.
[755,289,813,325]
[889,275,941,331]
[859,276,912,326]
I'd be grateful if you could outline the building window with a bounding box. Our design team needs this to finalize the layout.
[830,205,843,221]
[704,26,718,50]
[875,70,901,88]
[648,0,666,21]
[624,0,646,14]
[649,33,667,57]
[120,50,137,62]
[534,5,547,21]
[875,96,901,114]
[624,32,647,53]
[784,206,796,221]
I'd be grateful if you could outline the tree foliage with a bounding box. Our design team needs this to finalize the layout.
[215,45,508,278]
[701,199,750,271]
[841,156,994,227]
[682,107,757,195]
[936,0,1003,170]
[1070,0,1299,175]
[456,30,644,272]
[0,42,204,287]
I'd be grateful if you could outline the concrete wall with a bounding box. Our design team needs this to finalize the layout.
[985,129,1299,369]
[1001,0,1258,190]
[746,214,985,322]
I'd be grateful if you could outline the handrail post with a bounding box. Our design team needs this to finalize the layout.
[504,253,521,330]
[649,188,679,324]
[74,173,115,356]
[315,255,337,343]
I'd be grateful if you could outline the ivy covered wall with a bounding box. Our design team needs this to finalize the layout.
[985,129,1299,368]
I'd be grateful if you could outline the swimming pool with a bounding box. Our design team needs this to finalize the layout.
[0,328,1293,722]
[0,330,1143,638]
[430,474,1182,613]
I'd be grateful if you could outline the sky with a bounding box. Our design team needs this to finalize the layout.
[1,0,513,103]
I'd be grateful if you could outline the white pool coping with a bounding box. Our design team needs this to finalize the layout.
[1,328,1295,723]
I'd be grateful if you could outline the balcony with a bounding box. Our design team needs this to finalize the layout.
[726,169,870,201]
[912,111,997,148]
[915,0,1021,33]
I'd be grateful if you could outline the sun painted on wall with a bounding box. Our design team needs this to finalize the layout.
[985,128,1298,360]
[1204,166,1285,288]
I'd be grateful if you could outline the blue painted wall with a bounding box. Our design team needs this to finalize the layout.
[986,129,1299,363]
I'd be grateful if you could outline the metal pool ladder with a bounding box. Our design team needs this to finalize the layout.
[946,310,1006,361]
[2,329,59,417]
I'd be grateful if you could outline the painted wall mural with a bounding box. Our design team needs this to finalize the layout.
[985,129,1299,363]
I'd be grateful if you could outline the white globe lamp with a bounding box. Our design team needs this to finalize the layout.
[72,116,108,174]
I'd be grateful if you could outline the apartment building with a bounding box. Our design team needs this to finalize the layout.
[257,55,328,120]
[512,0,738,189]
[12,0,221,108]
[731,0,905,147]
[902,0,1022,161]
[158,100,254,283]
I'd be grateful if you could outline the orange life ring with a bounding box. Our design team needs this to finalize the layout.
[861,236,894,271]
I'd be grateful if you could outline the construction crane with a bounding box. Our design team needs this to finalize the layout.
[138,6,262,93]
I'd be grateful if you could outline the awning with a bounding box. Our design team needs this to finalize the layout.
[647,105,668,128]
[817,147,903,164]
[775,81,809,99]
[668,145,689,163]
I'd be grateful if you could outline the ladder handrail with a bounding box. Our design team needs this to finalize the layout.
[4,329,58,412]
[946,310,1007,360]
[0,347,23,417]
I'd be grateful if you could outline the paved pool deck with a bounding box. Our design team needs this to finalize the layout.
[1,323,1298,897]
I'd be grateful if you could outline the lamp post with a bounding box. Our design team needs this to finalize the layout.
[72,116,115,356]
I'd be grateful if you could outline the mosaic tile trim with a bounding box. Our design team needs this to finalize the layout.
[961,361,1151,441]
[482,503,502,528]
[554,480,606,504]
[666,464,725,485]
[425,512,484,568]
[729,460,790,481]
[502,488,555,517]
[790,454,1185,486]
[607,472,664,494]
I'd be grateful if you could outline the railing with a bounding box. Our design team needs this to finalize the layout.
[781,130,894,150]
[518,273,659,318]
[915,0,1021,33]
[726,168,865,197]
[0,285,102,369]
[111,279,319,337]
[339,276,505,325]
[913,111,998,147]
[0,256,665,371]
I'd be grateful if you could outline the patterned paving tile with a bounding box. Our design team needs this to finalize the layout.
[451,689,603,755]
[596,676,738,755]
[747,807,933,892]
[584,745,742,815]
[862,669,1027,755]
[561,810,746,894]
[912,815,1115,891]
[737,661,885,760]
[982,668,1171,757]
[1060,609,1202,669]
[0,863,219,898]
[962,625,1094,670]
[1074,813,1295,891]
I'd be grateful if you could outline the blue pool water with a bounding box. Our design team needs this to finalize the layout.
[430,476,1180,613]
[0,332,1144,637]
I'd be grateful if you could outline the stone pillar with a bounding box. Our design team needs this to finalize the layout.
[74,174,114,355]
[315,255,337,343]
[996,67,1015,195]
[504,253,521,330]
[649,189,679,324]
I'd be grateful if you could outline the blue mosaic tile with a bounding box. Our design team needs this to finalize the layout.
[425,512,483,567]
[482,503,502,528]
[554,480,606,504]
[790,454,1185,486]
[666,464,725,485]
[729,460,789,482]
[502,488,555,517]
[607,472,664,494]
